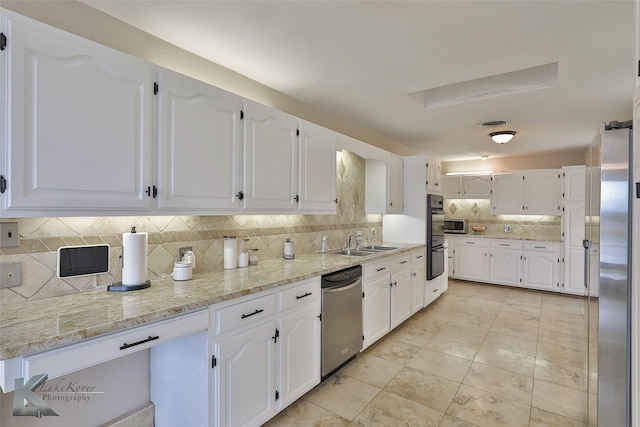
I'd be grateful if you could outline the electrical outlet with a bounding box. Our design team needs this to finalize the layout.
[504,226,512,233]
[178,246,193,261]
[0,262,21,288]
[355,230,363,239]
[0,222,19,247]
[370,228,376,237]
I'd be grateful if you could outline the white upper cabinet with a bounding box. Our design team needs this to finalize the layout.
[492,170,560,215]
[365,155,403,214]
[524,170,561,215]
[242,101,299,211]
[298,121,337,213]
[426,159,441,194]
[461,175,492,198]
[441,175,461,199]
[562,165,586,202]
[441,174,491,199]
[0,11,155,215]
[491,173,524,214]
[387,154,404,213]
[156,68,242,212]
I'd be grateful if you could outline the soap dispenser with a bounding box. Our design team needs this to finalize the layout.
[321,236,327,253]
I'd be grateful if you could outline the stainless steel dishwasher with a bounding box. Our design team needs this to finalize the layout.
[321,265,363,379]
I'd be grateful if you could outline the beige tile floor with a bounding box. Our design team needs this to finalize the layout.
[265,280,598,427]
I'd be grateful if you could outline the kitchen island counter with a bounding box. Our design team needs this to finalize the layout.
[0,243,423,361]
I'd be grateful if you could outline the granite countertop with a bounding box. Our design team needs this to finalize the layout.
[0,243,423,360]
[444,233,562,242]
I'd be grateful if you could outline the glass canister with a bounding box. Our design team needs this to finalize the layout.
[249,248,259,266]
[237,238,249,268]
[223,236,237,270]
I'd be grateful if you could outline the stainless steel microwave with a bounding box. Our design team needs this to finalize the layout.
[443,219,467,234]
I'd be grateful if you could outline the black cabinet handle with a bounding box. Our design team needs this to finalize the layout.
[236,191,244,201]
[416,255,423,259]
[376,267,386,272]
[296,292,312,300]
[400,260,408,264]
[241,309,264,319]
[294,195,299,203]
[120,335,159,350]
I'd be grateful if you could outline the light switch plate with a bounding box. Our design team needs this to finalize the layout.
[0,222,19,247]
[0,262,21,288]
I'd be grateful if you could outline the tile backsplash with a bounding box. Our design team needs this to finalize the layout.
[0,150,381,304]
[444,199,561,240]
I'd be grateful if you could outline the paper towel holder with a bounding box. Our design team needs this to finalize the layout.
[108,226,151,292]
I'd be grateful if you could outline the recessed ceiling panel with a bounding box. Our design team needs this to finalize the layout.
[409,62,559,109]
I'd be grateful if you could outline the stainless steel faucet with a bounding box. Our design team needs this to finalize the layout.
[345,235,353,249]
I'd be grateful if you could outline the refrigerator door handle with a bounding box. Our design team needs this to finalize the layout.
[583,239,590,290]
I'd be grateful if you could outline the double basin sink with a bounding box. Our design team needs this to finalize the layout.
[324,245,399,257]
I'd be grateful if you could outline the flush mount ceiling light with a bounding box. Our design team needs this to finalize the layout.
[489,131,517,144]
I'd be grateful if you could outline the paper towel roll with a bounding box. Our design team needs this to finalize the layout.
[122,229,148,285]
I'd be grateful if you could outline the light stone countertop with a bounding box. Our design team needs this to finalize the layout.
[444,233,562,242]
[0,243,423,360]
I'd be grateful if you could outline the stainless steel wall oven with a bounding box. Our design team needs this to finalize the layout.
[427,194,445,280]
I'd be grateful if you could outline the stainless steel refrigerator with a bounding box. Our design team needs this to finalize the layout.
[585,120,633,426]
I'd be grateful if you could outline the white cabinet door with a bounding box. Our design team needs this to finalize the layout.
[524,170,561,215]
[156,68,242,211]
[442,175,461,199]
[562,166,586,202]
[462,175,492,198]
[454,240,489,282]
[387,154,404,213]
[214,320,277,427]
[522,243,561,292]
[298,121,337,213]
[424,276,442,307]
[426,159,442,194]
[563,201,587,295]
[278,305,321,408]
[0,11,155,214]
[362,275,391,349]
[491,173,524,214]
[489,245,522,287]
[243,102,299,211]
[410,261,425,315]
[365,156,402,214]
[390,267,411,328]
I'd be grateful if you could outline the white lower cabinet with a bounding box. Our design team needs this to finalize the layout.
[453,239,490,282]
[390,255,412,328]
[210,278,321,427]
[450,236,563,293]
[489,240,523,287]
[362,259,392,349]
[410,250,426,315]
[362,250,422,349]
[522,242,561,292]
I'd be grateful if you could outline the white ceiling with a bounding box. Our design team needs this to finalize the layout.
[84,1,636,161]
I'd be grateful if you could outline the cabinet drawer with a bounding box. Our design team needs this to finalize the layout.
[411,249,426,263]
[490,240,522,249]
[364,259,391,279]
[457,238,489,247]
[22,310,209,386]
[278,277,320,312]
[391,254,411,270]
[523,241,560,252]
[215,294,276,335]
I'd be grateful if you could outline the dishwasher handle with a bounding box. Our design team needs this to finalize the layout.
[322,278,362,293]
